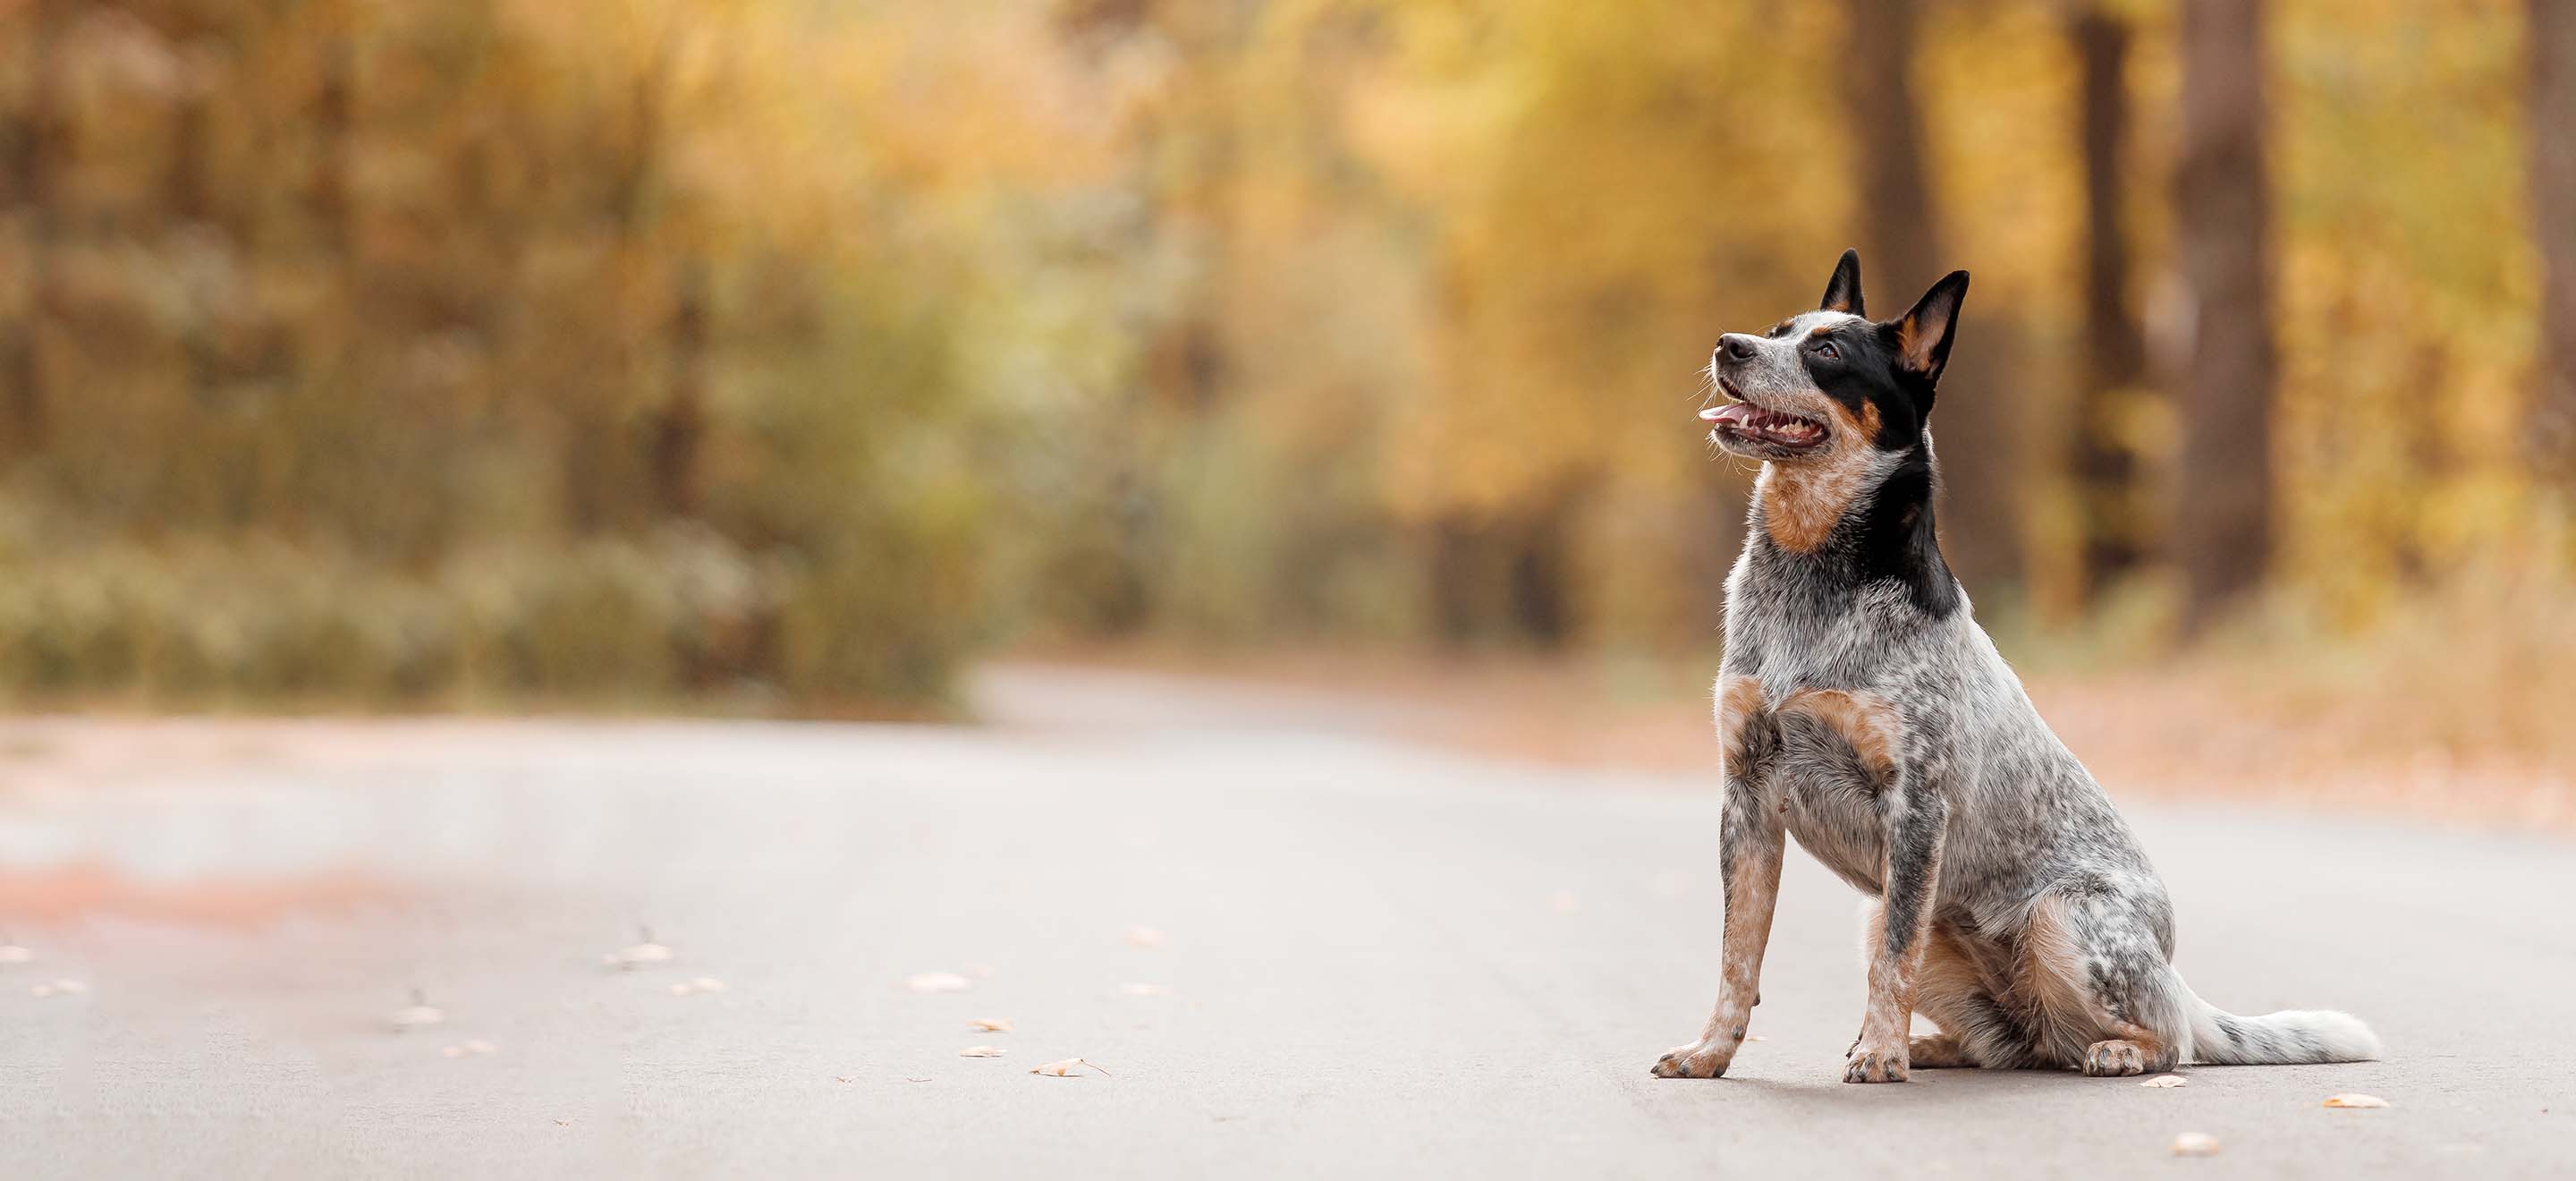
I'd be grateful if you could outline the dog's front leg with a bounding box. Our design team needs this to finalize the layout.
[1844,780,1946,1083]
[1653,675,1783,1080]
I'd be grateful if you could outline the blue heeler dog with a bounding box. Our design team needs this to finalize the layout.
[1652,251,2379,1083]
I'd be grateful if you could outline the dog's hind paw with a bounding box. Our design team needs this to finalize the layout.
[2081,1039,2151,1077]
[1651,1041,1733,1079]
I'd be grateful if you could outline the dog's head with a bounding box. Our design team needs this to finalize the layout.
[1701,250,1969,463]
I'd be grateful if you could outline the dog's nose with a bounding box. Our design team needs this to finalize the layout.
[1716,334,1759,364]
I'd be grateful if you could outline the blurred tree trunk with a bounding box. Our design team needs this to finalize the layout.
[2173,0,2276,633]
[2533,0,2576,499]
[653,260,710,517]
[3,0,72,453]
[1840,0,2020,592]
[2070,4,2150,599]
[310,36,356,258]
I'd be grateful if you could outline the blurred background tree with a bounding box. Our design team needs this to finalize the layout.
[0,0,2563,714]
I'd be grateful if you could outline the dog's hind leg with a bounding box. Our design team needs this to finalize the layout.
[2017,880,2189,1075]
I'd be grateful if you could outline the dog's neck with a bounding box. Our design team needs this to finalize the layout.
[1746,437,1960,617]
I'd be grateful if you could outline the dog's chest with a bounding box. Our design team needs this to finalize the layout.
[1725,571,1915,895]
[1772,751,1889,894]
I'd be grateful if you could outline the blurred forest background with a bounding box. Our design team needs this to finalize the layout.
[0,0,2571,754]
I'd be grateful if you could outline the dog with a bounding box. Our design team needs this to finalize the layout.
[1652,251,2379,1083]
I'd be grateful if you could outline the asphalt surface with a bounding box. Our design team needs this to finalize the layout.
[3,664,2572,1178]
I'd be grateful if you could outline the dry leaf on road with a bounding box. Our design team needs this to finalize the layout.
[959,1045,1006,1058]
[603,928,674,970]
[2141,1075,2187,1088]
[2323,1093,2389,1109]
[388,990,445,1032]
[1030,1058,1110,1077]
[906,972,972,994]
[2171,1132,2221,1157]
[969,1017,1013,1032]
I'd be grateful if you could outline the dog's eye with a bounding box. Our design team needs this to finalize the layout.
[1812,341,1839,361]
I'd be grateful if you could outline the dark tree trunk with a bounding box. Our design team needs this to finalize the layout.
[653,261,710,518]
[2533,0,2576,497]
[2173,0,2277,633]
[310,38,355,257]
[2070,5,2150,598]
[1840,0,2021,591]
[3,0,71,452]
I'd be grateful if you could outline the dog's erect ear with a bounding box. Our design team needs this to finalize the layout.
[1819,249,1865,317]
[1893,269,1970,386]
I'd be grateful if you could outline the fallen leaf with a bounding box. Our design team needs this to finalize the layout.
[2141,1075,2188,1088]
[1744,1035,1767,1042]
[389,990,445,1032]
[969,1017,1014,1032]
[959,1045,1006,1058]
[1121,983,1170,997]
[554,1119,572,1127]
[906,972,972,994]
[2323,1093,2389,1109]
[1126,926,1167,949]
[603,926,675,971]
[835,1075,855,1083]
[1030,1058,1110,1077]
[2171,1132,2221,1157]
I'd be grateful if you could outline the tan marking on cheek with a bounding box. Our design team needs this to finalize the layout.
[1758,456,1863,552]
[1776,688,1902,777]
[1755,400,1882,553]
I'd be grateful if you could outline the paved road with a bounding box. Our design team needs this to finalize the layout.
[3,665,2571,1177]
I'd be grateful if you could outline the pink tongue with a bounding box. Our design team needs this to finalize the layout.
[1699,404,1759,425]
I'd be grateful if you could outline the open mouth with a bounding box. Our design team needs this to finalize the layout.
[1699,399,1826,452]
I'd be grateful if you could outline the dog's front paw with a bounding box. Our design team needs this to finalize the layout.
[1842,1041,1910,1083]
[1651,1041,1733,1080]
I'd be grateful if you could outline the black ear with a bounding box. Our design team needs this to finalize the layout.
[1819,248,1864,316]
[1893,269,1970,386]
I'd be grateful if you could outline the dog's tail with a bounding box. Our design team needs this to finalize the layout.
[2171,969,2381,1065]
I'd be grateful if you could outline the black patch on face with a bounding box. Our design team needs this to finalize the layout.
[1758,309,1956,617]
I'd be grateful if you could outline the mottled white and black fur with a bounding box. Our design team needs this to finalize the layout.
[1652,251,2379,1083]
